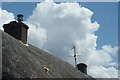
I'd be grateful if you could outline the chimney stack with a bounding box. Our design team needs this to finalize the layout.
[3,14,29,44]
[77,63,87,75]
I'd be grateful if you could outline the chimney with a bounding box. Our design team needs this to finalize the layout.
[3,14,29,44]
[77,63,87,75]
[17,14,23,23]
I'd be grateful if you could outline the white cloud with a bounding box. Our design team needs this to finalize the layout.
[109,62,118,66]
[27,23,47,48]
[88,66,118,78]
[26,0,118,78]
[118,70,120,79]
[0,8,15,30]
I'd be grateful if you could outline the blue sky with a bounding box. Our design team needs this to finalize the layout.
[2,2,118,49]
[81,2,118,49]
[2,2,37,21]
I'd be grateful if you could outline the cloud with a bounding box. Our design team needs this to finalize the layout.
[88,66,118,78]
[27,23,47,47]
[118,70,120,79]
[0,8,15,30]
[85,45,118,66]
[26,0,118,78]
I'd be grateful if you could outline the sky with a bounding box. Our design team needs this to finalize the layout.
[0,0,119,78]
[0,0,119,2]
[1,2,118,49]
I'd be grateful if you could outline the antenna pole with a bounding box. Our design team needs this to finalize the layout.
[72,45,77,69]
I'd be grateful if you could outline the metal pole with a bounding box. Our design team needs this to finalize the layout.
[72,45,77,68]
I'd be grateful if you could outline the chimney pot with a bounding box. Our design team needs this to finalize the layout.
[17,14,24,22]
[77,63,87,74]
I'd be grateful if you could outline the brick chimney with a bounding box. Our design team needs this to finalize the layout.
[77,63,87,75]
[3,14,29,44]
